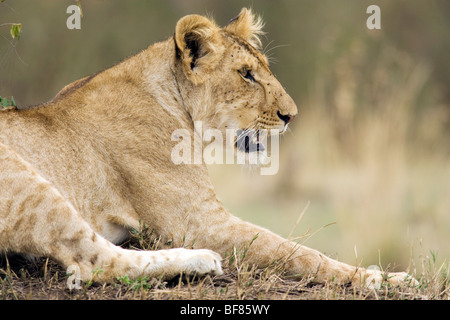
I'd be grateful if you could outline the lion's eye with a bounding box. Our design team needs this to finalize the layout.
[239,68,255,82]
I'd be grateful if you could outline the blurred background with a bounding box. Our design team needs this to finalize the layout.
[1,0,449,272]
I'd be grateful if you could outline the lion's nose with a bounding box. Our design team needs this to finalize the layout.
[277,111,294,124]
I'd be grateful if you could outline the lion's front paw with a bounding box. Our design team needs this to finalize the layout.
[175,248,223,276]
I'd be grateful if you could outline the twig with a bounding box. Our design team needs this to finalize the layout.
[0,23,20,28]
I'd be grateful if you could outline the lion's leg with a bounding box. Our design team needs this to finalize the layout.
[0,143,222,282]
[186,206,415,287]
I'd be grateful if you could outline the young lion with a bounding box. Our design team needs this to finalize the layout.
[0,8,415,287]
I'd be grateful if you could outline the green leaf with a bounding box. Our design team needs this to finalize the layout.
[10,23,22,40]
[0,96,16,108]
[76,1,84,18]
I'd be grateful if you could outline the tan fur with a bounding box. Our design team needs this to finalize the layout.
[0,8,415,287]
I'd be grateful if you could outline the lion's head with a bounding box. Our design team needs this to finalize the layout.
[174,8,297,155]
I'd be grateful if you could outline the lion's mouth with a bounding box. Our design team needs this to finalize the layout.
[235,130,265,153]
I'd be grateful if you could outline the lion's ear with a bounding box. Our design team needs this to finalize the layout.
[175,14,224,85]
[224,8,265,49]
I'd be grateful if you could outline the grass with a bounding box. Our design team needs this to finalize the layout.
[1,227,449,300]
[0,254,448,300]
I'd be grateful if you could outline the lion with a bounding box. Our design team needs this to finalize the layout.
[0,8,416,288]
